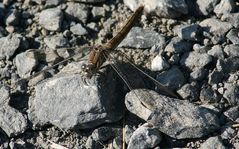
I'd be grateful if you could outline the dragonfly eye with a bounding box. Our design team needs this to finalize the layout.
[81,64,87,71]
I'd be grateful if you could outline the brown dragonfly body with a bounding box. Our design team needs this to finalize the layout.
[81,6,144,78]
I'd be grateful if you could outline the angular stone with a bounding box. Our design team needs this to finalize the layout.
[156,66,186,91]
[0,85,10,105]
[125,89,220,139]
[216,58,239,73]
[196,0,220,16]
[151,55,170,71]
[190,68,208,81]
[221,13,239,28]
[223,106,239,121]
[226,29,239,45]
[70,23,88,36]
[0,105,28,137]
[0,34,21,60]
[119,27,166,49]
[91,7,106,19]
[208,69,224,85]
[214,0,235,16]
[45,0,63,7]
[200,86,219,103]
[128,124,161,149]
[208,45,224,59]
[44,34,69,49]
[174,24,202,41]
[200,18,232,36]
[165,37,192,54]
[180,51,212,71]
[15,50,38,78]
[39,8,63,31]
[91,126,121,142]
[199,136,226,149]
[28,62,124,130]
[177,83,200,102]
[223,83,239,106]
[65,2,89,23]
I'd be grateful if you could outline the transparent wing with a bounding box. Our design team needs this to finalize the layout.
[13,46,90,85]
[112,50,179,98]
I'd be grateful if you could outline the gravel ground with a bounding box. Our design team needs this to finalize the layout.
[0,0,239,148]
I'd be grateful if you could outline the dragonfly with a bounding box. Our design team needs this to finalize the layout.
[14,5,177,98]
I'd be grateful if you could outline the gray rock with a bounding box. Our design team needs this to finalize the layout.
[39,8,63,31]
[222,13,239,28]
[125,0,188,18]
[216,58,239,73]
[0,85,9,105]
[200,86,219,103]
[207,45,224,59]
[28,62,124,130]
[200,18,232,36]
[223,83,239,106]
[5,9,19,26]
[177,83,199,102]
[127,124,161,149]
[125,89,220,139]
[85,136,101,149]
[65,2,89,23]
[0,105,27,137]
[199,136,226,149]
[190,68,208,81]
[70,23,88,36]
[193,44,210,53]
[196,0,220,15]
[119,27,166,49]
[125,125,135,144]
[15,50,38,78]
[214,0,235,16]
[44,34,69,49]
[223,106,239,121]
[224,44,239,57]
[156,66,185,91]
[0,34,21,60]
[180,51,212,71]
[151,55,170,71]
[165,37,192,54]
[45,0,63,7]
[174,24,202,41]
[208,69,224,85]
[221,127,236,140]
[226,29,239,45]
[91,126,121,142]
[91,7,105,19]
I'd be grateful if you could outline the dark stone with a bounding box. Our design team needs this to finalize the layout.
[119,27,166,49]
[125,89,220,139]
[28,62,125,130]
[156,66,186,91]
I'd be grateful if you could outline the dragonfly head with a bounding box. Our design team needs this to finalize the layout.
[81,63,94,78]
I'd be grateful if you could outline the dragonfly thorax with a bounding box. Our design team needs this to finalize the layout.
[81,63,95,78]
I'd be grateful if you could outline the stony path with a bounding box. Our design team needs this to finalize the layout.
[0,0,239,148]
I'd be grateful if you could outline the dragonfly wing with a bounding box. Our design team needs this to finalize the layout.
[13,46,90,86]
[114,50,179,98]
